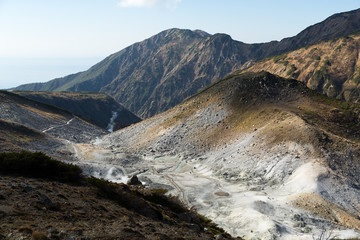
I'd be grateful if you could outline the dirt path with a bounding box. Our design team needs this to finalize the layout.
[151,166,190,208]
[42,117,75,133]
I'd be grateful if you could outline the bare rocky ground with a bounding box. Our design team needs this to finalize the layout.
[0,91,241,239]
[0,175,240,240]
[70,72,360,239]
[3,73,360,239]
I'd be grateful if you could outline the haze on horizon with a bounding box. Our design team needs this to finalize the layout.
[0,0,359,89]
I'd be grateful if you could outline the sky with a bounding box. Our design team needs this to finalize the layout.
[0,0,359,89]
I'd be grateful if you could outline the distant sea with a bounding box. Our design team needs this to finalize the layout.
[0,57,103,90]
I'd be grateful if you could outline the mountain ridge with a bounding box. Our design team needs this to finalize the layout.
[14,8,360,118]
[244,32,360,104]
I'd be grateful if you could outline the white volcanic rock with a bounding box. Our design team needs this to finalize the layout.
[70,72,360,239]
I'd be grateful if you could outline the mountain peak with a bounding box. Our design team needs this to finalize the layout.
[14,8,360,118]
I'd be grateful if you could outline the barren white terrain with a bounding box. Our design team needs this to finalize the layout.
[68,72,360,239]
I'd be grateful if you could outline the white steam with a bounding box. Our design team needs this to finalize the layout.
[107,111,118,132]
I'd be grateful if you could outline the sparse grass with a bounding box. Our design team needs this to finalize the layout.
[86,177,163,220]
[273,53,288,63]
[281,60,289,66]
[350,68,360,85]
[87,177,187,216]
[310,48,318,54]
[287,64,297,76]
[310,60,330,90]
[0,151,82,183]
[193,212,226,235]
[142,188,187,214]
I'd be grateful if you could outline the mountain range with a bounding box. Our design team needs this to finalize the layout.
[14,8,360,118]
[4,7,360,240]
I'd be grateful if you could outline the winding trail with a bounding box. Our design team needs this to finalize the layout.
[42,117,75,133]
[151,166,190,208]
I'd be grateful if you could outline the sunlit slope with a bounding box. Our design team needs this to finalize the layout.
[245,33,360,104]
[97,72,360,239]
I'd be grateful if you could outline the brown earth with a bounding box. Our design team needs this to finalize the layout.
[0,175,240,240]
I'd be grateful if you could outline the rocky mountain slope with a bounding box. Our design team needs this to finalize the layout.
[245,32,360,104]
[15,91,141,131]
[74,72,360,239]
[14,8,360,118]
[1,151,239,240]
[0,90,106,158]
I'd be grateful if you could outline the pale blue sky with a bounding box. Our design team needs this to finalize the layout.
[0,0,359,88]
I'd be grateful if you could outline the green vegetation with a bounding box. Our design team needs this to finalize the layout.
[142,188,187,214]
[352,74,360,85]
[310,60,330,90]
[350,68,360,85]
[193,212,226,235]
[280,60,289,66]
[0,151,82,183]
[287,64,297,76]
[324,59,331,66]
[273,53,288,63]
[87,177,186,216]
[87,177,141,208]
[310,48,318,54]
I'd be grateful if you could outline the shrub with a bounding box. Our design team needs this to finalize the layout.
[86,177,162,220]
[192,212,226,235]
[0,151,82,183]
[287,64,297,76]
[273,53,288,63]
[142,188,187,214]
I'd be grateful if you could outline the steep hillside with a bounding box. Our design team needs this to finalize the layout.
[245,33,360,103]
[15,91,141,131]
[14,8,360,118]
[0,118,65,157]
[0,90,106,158]
[74,72,360,239]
